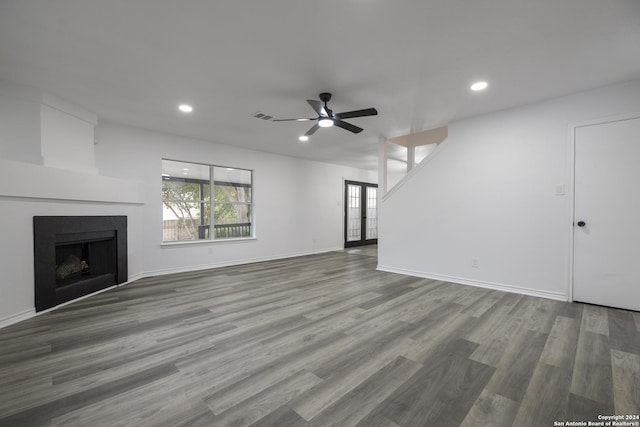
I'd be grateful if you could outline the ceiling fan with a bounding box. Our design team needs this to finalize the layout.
[261,93,377,136]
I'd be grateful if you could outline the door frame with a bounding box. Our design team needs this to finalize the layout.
[344,180,378,248]
[568,111,640,302]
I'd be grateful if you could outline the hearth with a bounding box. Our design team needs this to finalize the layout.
[33,216,127,312]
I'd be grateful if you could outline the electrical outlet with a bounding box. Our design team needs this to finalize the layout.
[472,258,480,268]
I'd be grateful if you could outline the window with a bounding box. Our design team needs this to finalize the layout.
[162,159,253,242]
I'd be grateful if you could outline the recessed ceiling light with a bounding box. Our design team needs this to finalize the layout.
[470,81,488,91]
[299,135,309,142]
[318,118,334,128]
[178,104,193,113]
[226,168,235,171]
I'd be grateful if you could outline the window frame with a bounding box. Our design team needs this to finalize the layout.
[161,159,254,243]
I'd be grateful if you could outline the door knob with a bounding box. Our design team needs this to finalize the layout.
[576,221,586,227]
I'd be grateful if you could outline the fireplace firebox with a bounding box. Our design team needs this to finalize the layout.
[33,216,127,312]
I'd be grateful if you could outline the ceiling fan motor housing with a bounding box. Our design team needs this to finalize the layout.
[319,92,332,103]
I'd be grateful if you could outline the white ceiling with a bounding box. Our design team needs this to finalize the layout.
[1,0,639,170]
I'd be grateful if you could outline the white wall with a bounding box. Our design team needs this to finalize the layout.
[379,79,640,300]
[0,81,42,164]
[95,123,376,277]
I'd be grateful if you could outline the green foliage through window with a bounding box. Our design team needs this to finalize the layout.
[162,160,252,241]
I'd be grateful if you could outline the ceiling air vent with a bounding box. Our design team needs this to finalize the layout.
[253,112,273,120]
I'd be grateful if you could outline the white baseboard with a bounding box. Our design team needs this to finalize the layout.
[0,273,148,330]
[139,247,343,278]
[0,309,36,330]
[116,272,144,287]
[376,265,567,302]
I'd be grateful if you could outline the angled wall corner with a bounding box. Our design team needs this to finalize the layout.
[40,93,99,175]
[0,80,100,175]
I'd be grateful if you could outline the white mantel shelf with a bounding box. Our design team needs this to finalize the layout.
[0,159,146,205]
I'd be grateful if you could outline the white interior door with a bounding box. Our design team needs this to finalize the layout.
[573,116,640,311]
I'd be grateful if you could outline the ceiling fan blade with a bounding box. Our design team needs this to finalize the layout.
[307,100,328,117]
[272,118,315,122]
[305,123,321,136]
[335,108,378,120]
[334,120,363,134]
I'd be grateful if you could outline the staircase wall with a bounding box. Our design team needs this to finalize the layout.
[378,79,640,300]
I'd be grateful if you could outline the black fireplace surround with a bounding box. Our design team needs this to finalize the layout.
[33,216,128,312]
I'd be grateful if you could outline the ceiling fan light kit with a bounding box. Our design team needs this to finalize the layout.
[318,118,334,128]
[265,92,378,138]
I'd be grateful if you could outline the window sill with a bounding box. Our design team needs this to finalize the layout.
[160,237,256,248]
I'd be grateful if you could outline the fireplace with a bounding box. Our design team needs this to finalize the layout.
[33,216,127,312]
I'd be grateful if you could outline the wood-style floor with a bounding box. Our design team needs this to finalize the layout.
[1,247,639,426]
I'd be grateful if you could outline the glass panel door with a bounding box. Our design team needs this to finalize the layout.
[346,184,362,242]
[344,180,378,247]
[366,186,377,240]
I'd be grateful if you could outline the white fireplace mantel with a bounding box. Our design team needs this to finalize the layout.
[0,158,145,205]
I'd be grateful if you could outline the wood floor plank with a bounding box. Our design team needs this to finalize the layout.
[371,339,486,426]
[402,306,476,364]
[302,291,381,321]
[459,389,519,427]
[290,323,417,421]
[581,303,610,335]
[460,291,504,318]
[566,393,614,423]
[611,349,640,415]
[1,247,638,426]
[309,321,415,380]
[248,405,307,427]
[508,296,559,334]
[355,413,401,427]
[415,357,495,426]
[485,328,548,402]
[396,283,458,324]
[609,308,640,355]
[451,286,491,307]
[539,315,580,369]
[305,356,422,427]
[344,283,448,338]
[53,370,214,426]
[463,292,523,344]
[2,362,179,425]
[173,405,218,427]
[468,317,526,368]
[570,330,613,404]
[210,370,322,427]
[203,332,358,415]
[0,375,52,417]
[512,363,572,426]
